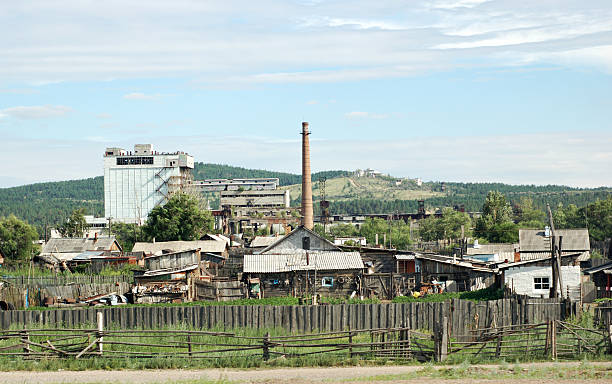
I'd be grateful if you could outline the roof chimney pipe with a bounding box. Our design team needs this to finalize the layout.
[301,122,314,230]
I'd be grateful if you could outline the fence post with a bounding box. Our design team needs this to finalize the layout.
[551,320,557,360]
[348,332,354,358]
[263,332,270,361]
[187,334,193,358]
[441,316,448,361]
[20,330,30,357]
[434,317,448,362]
[97,311,104,355]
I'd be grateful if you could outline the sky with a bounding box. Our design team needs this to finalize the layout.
[1,0,611,188]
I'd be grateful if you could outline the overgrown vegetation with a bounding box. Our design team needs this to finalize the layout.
[392,286,504,303]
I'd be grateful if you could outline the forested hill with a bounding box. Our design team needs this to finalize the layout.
[192,163,350,185]
[1,162,610,234]
[0,177,104,234]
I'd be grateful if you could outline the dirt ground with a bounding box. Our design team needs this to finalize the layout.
[1,362,610,384]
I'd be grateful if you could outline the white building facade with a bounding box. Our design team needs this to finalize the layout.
[504,265,581,301]
[104,144,194,223]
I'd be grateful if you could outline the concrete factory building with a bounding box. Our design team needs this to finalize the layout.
[104,144,194,223]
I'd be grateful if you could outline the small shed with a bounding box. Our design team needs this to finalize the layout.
[243,251,364,298]
[416,254,497,292]
[133,249,203,304]
[583,260,612,300]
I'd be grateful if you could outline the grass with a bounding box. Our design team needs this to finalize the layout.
[350,361,612,381]
[392,286,504,303]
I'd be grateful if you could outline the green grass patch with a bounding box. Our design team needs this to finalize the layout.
[392,286,503,303]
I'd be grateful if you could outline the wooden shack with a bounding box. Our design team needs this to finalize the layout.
[243,251,364,298]
[416,254,497,292]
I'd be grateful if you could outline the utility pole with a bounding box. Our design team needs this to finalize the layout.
[546,204,564,299]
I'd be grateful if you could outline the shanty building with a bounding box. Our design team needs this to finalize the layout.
[243,251,364,298]
[133,249,203,303]
[36,237,122,270]
[132,239,229,263]
[103,144,194,223]
[583,260,612,301]
[416,254,497,292]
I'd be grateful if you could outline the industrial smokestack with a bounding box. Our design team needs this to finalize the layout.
[301,122,314,230]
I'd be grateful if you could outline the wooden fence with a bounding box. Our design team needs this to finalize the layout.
[0,298,579,336]
[0,321,433,361]
[1,275,133,286]
[0,315,608,362]
[0,283,131,309]
[447,320,611,361]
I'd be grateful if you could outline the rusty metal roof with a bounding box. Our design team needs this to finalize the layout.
[244,251,363,273]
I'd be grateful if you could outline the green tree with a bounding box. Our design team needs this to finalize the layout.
[475,191,517,242]
[58,208,87,238]
[313,224,333,241]
[514,197,546,228]
[359,218,389,245]
[418,216,443,242]
[330,223,358,238]
[584,196,612,241]
[111,222,147,252]
[440,208,472,241]
[0,215,39,264]
[143,193,214,242]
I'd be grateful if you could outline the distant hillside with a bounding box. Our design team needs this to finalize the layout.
[192,163,350,186]
[1,163,610,232]
[0,177,104,234]
[283,177,612,215]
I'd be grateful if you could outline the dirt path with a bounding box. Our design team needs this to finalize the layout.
[1,362,610,384]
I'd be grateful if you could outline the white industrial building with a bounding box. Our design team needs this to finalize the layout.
[104,144,194,223]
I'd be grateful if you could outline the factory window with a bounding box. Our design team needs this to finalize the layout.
[534,277,550,290]
[321,277,334,287]
[116,157,153,165]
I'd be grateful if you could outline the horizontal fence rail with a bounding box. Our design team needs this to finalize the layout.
[0,298,583,336]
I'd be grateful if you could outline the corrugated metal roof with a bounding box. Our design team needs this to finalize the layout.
[394,254,415,260]
[584,261,612,275]
[466,243,517,255]
[250,236,282,248]
[244,251,363,273]
[41,237,120,255]
[133,240,227,255]
[519,229,590,252]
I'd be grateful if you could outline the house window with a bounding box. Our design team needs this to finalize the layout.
[321,277,334,287]
[534,277,550,290]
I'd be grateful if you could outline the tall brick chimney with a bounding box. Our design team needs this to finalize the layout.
[301,122,314,230]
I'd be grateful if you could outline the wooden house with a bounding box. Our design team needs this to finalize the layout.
[133,249,203,303]
[243,251,364,298]
[416,254,497,292]
[497,253,583,301]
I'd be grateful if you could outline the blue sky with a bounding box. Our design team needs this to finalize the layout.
[1,0,611,187]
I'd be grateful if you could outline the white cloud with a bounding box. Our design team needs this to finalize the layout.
[306,100,318,105]
[95,113,112,119]
[0,105,72,119]
[433,0,491,10]
[122,92,162,100]
[0,1,611,84]
[345,111,389,119]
